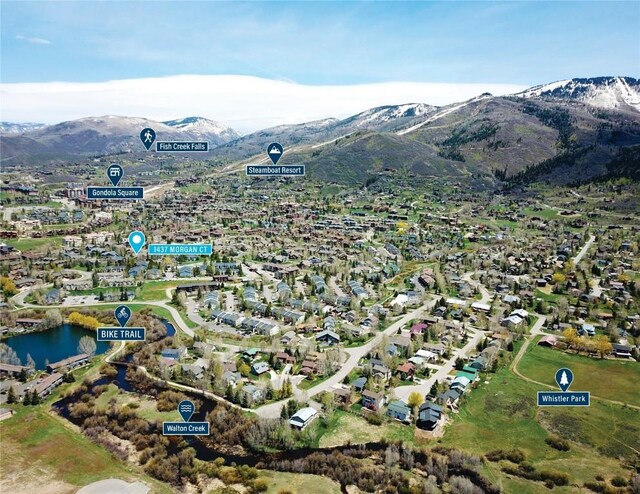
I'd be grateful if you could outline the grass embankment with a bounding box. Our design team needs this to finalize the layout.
[94,384,181,422]
[518,338,640,406]
[0,405,171,494]
[318,410,415,448]
[259,470,341,494]
[4,237,64,251]
[439,363,639,493]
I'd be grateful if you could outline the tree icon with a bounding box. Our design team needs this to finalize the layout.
[559,371,569,387]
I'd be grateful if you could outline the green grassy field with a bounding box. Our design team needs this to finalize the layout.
[135,281,186,301]
[318,410,415,448]
[523,207,558,220]
[259,470,341,494]
[0,405,171,494]
[518,338,640,406]
[5,237,63,251]
[439,366,638,493]
[94,384,181,422]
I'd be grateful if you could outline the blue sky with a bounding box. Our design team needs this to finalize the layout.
[2,1,638,85]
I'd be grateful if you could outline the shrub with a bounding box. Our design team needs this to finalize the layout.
[485,448,526,463]
[364,412,383,425]
[545,435,571,451]
[610,476,627,487]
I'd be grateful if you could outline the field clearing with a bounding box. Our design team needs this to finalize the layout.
[4,237,63,251]
[94,384,181,422]
[259,470,341,494]
[318,410,414,448]
[136,281,182,301]
[518,339,640,406]
[0,406,171,494]
[439,366,637,493]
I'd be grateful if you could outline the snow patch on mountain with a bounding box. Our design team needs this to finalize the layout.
[0,122,48,134]
[162,116,241,140]
[518,77,640,112]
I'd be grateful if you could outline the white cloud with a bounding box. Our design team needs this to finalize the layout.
[0,75,527,133]
[15,35,52,45]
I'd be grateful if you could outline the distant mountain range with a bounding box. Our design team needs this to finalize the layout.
[1,76,639,186]
[0,116,239,160]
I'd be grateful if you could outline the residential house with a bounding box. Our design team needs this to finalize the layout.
[316,330,341,345]
[396,362,416,380]
[361,390,385,411]
[352,376,367,393]
[417,401,443,431]
[241,384,264,403]
[252,362,270,376]
[289,407,318,430]
[46,353,90,373]
[35,373,64,398]
[612,343,632,358]
[386,400,412,422]
[275,351,296,366]
[161,347,187,361]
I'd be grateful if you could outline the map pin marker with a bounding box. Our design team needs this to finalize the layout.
[114,305,132,327]
[107,163,124,186]
[178,400,195,422]
[128,231,146,255]
[267,142,283,165]
[555,367,573,392]
[140,128,156,151]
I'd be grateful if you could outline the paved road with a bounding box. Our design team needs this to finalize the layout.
[573,234,595,265]
[254,298,438,418]
[394,327,484,403]
[462,272,492,304]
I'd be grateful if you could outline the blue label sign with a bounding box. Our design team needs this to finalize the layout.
[555,368,573,392]
[114,305,132,327]
[246,165,305,176]
[156,141,209,152]
[87,187,144,200]
[267,142,284,164]
[162,421,210,436]
[148,243,212,256]
[107,164,124,186]
[140,128,156,150]
[97,327,146,341]
[537,391,590,407]
[178,400,195,422]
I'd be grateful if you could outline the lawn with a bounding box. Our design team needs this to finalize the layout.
[318,410,415,448]
[0,405,171,494]
[89,304,179,329]
[136,280,183,301]
[522,207,558,220]
[258,470,341,494]
[438,366,638,492]
[5,237,63,251]
[94,384,181,422]
[517,338,640,406]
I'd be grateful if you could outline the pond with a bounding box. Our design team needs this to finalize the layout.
[5,323,111,369]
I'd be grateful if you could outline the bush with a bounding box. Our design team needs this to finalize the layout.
[485,448,526,464]
[364,412,383,426]
[545,435,571,451]
[610,476,627,487]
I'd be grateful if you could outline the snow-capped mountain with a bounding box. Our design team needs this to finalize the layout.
[162,116,241,142]
[0,121,48,134]
[0,115,240,160]
[518,76,640,112]
[345,103,438,128]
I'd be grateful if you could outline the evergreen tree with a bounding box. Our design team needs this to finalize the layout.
[7,386,16,404]
[22,390,31,406]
